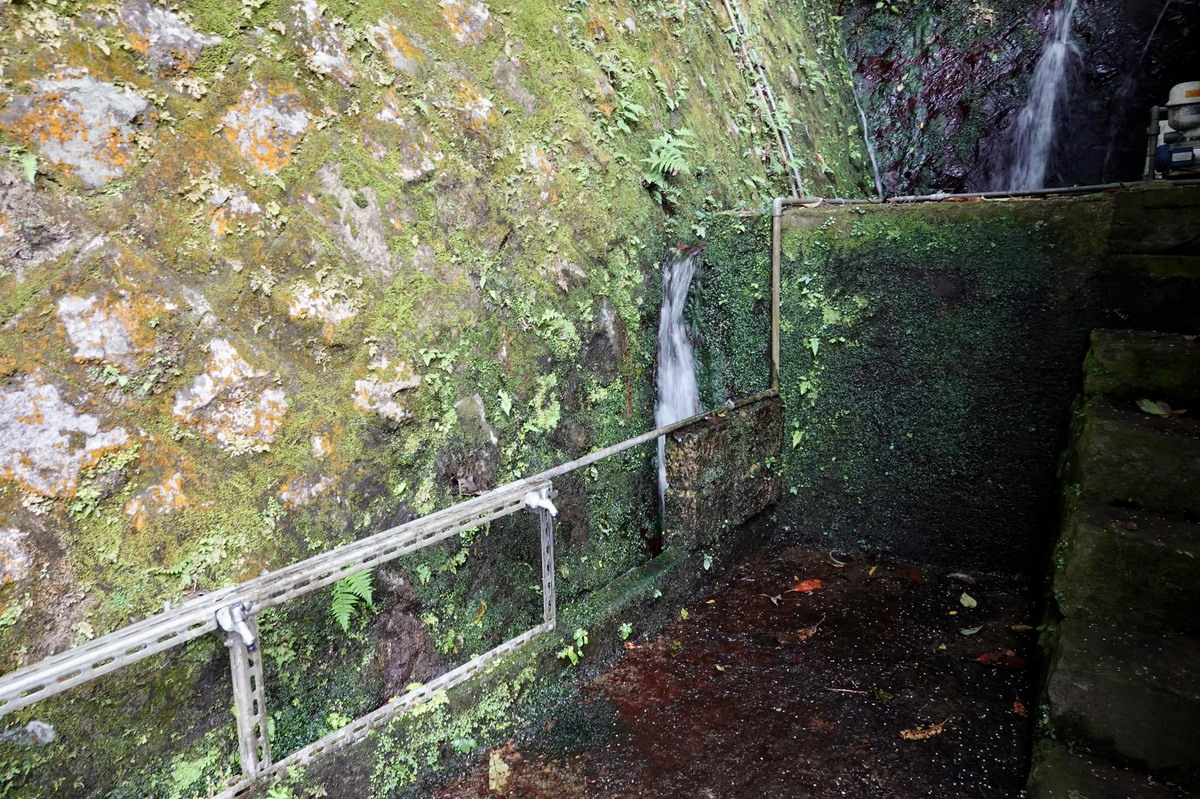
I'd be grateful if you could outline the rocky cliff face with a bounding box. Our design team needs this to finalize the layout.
[841,0,1200,194]
[0,0,867,794]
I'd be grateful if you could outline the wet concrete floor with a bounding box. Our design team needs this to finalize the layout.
[436,546,1037,798]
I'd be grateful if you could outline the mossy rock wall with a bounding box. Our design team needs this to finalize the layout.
[704,185,1200,575]
[0,0,870,795]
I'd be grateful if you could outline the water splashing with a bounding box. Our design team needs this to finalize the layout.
[1005,0,1080,191]
[655,246,702,513]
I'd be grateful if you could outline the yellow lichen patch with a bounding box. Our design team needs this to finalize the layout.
[277,473,335,510]
[0,71,153,188]
[0,372,132,497]
[366,19,422,74]
[124,471,188,531]
[439,0,490,45]
[56,292,170,367]
[367,90,443,181]
[221,84,310,175]
[287,278,360,342]
[207,190,261,241]
[353,359,421,423]
[311,433,332,459]
[118,0,221,74]
[456,81,494,132]
[172,339,288,454]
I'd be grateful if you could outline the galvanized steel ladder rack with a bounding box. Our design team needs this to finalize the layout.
[0,479,558,798]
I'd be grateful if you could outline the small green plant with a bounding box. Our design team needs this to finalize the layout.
[618,622,633,641]
[641,129,696,207]
[556,627,589,666]
[330,569,375,632]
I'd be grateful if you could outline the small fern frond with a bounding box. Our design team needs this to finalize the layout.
[330,569,375,632]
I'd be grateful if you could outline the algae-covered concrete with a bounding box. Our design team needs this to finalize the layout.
[702,183,1200,575]
[0,0,870,794]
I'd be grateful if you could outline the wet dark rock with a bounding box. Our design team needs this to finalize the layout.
[374,573,443,700]
[1027,742,1189,798]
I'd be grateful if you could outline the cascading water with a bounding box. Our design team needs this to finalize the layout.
[655,246,702,514]
[1005,0,1080,191]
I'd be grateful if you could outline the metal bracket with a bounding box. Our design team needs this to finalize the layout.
[216,602,257,652]
[219,611,271,776]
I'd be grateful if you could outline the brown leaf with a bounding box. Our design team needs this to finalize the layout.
[1010,624,1034,632]
[899,718,951,740]
[1013,697,1027,717]
[807,716,836,731]
[903,569,926,584]
[976,650,1027,669]
[786,579,824,594]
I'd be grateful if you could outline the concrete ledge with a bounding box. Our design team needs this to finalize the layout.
[1085,329,1200,407]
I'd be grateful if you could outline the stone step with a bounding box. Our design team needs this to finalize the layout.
[1054,506,1200,635]
[1086,329,1200,408]
[1092,256,1200,335]
[1027,742,1189,798]
[1045,617,1200,786]
[1070,398,1200,517]
[1108,184,1200,256]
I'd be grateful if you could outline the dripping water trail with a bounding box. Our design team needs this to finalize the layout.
[1005,0,1081,191]
[655,245,702,520]
[845,45,885,198]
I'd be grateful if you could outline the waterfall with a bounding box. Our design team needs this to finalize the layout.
[655,246,702,513]
[1005,0,1080,191]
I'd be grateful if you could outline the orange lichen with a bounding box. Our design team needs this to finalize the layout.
[221,85,310,175]
[440,0,489,45]
[125,471,188,531]
[367,20,422,73]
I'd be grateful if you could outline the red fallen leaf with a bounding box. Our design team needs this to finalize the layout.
[786,579,824,594]
[903,569,926,584]
[976,650,1027,670]
[1013,697,1027,717]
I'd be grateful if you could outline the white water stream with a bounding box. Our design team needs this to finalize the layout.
[1005,0,1080,191]
[845,45,885,198]
[655,246,702,512]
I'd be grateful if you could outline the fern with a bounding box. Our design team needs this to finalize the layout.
[330,569,375,632]
[642,129,696,178]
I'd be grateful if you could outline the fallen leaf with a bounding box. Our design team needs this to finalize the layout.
[868,565,878,577]
[1013,697,1027,717]
[622,641,636,650]
[761,593,782,606]
[960,625,983,636]
[959,592,977,608]
[904,569,926,584]
[715,664,726,672]
[1138,398,1170,416]
[786,579,824,594]
[873,688,894,701]
[899,718,951,740]
[807,716,836,731]
[488,750,511,794]
[680,608,689,620]
[706,599,717,605]
[1010,624,1034,632]
[976,650,1027,669]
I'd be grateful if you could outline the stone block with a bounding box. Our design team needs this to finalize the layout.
[1071,399,1200,517]
[1086,329,1200,407]
[663,397,782,551]
[1046,617,1200,785]
[1054,506,1200,634]
[1026,742,1188,799]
